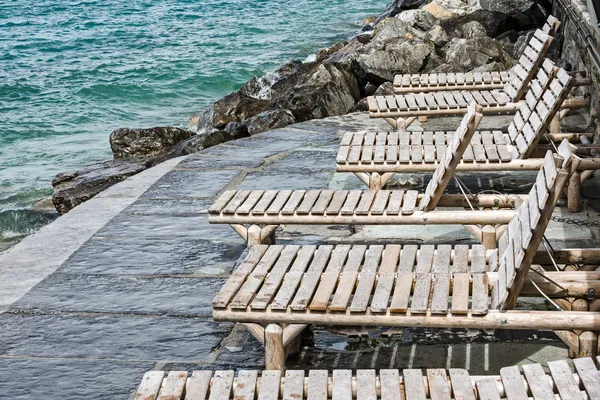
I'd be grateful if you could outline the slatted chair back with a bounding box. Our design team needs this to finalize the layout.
[492,141,576,310]
[513,65,574,159]
[420,102,483,211]
[506,59,557,155]
[542,15,561,35]
[503,29,553,102]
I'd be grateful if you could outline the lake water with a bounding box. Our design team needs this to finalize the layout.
[0,0,386,251]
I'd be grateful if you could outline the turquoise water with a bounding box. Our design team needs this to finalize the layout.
[0,0,386,250]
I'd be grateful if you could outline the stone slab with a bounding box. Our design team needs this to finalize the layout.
[0,313,230,361]
[12,274,226,317]
[0,357,155,400]
[59,237,244,275]
[0,157,184,312]
[235,171,333,190]
[140,169,241,200]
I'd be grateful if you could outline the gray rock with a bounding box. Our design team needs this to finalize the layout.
[460,21,487,38]
[396,9,438,31]
[425,25,449,46]
[197,91,268,132]
[443,37,513,70]
[240,61,303,100]
[373,82,395,96]
[372,18,419,43]
[245,109,296,135]
[357,37,437,83]
[364,82,378,96]
[52,159,150,214]
[268,62,360,121]
[224,121,249,137]
[109,127,195,159]
[472,61,505,72]
[513,29,536,58]
[167,130,247,157]
[373,0,429,26]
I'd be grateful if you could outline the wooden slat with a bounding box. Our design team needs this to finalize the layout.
[448,369,476,400]
[573,357,600,399]
[371,190,390,215]
[231,245,286,309]
[475,378,501,400]
[185,370,213,400]
[500,366,528,400]
[356,191,376,215]
[341,190,362,215]
[311,190,334,215]
[271,246,332,310]
[451,273,469,315]
[471,274,488,315]
[453,245,469,273]
[283,371,304,400]
[263,190,288,215]
[296,190,320,215]
[349,245,384,312]
[208,371,234,400]
[212,246,269,308]
[296,245,351,311]
[233,371,258,400]
[427,369,451,400]
[222,190,251,214]
[210,190,237,214]
[248,246,300,310]
[307,370,328,400]
[332,370,351,400]
[370,245,402,313]
[257,371,281,400]
[548,360,581,400]
[134,371,164,400]
[522,363,555,400]
[326,190,348,215]
[281,190,306,215]
[403,370,427,400]
[386,190,404,215]
[389,272,413,313]
[380,370,401,400]
[402,190,418,215]
[356,370,377,400]
[327,246,367,311]
[411,273,432,313]
[430,273,450,314]
[236,191,264,215]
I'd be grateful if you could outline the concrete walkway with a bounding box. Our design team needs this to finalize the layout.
[1,112,599,398]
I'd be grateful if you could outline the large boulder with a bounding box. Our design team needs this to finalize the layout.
[109,127,195,159]
[167,129,248,156]
[52,158,150,214]
[245,109,296,135]
[396,9,439,31]
[460,21,488,38]
[374,0,429,25]
[197,91,268,132]
[267,62,361,121]
[443,37,513,70]
[356,37,438,83]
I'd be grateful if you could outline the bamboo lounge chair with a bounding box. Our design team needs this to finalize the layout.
[393,15,561,94]
[134,357,600,398]
[210,103,524,248]
[211,146,600,370]
[339,62,597,212]
[365,35,586,131]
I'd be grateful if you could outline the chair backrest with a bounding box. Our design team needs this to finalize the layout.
[542,15,561,35]
[503,29,554,102]
[420,102,483,211]
[491,141,577,310]
[508,64,574,159]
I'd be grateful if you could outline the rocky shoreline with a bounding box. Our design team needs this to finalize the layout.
[51,0,551,214]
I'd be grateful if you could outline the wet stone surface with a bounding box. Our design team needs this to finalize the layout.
[12,274,226,317]
[0,358,156,400]
[1,112,599,398]
[0,313,230,361]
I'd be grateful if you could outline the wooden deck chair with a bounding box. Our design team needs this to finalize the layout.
[393,15,561,94]
[339,63,596,211]
[212,146,599,370]
[210,103,523,248]
[134,357,600,397]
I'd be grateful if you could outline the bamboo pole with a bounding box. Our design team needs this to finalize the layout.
[213,309,600,330]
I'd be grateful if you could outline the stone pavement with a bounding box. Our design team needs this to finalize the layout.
[1,112,599,398]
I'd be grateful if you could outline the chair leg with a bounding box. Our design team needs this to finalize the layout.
[578,331,598,358]
[265,324,285,371]
[481,225,497,249]
[396,118,406,132]
[568,170,582,212]
[418,116,428,122]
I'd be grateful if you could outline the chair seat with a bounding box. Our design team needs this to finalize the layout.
[336,130,515,166]
[393,71,510,93]
[133,357,600,400]
[367,90,512,117]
